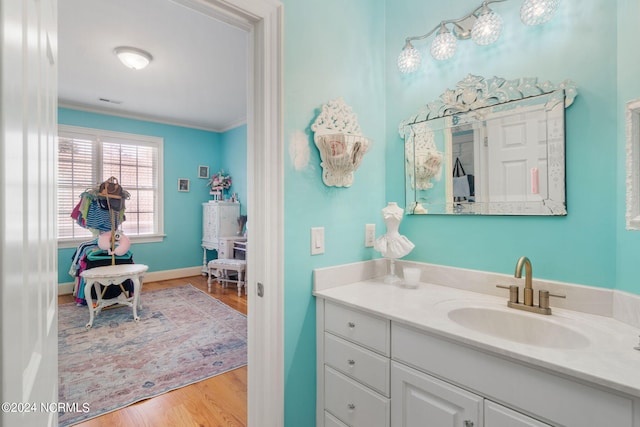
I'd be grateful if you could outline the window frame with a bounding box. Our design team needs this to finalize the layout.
[57,124,165,248]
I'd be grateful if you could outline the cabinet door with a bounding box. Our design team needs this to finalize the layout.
[218,203,240,236]
[391,361,482,427]
[202,203,218,243]
[485,401,551,427]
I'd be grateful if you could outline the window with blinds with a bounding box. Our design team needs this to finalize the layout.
[57,125,164,246]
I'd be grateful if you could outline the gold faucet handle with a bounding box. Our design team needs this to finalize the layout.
[539,290,566,309]
[496,284,519,304]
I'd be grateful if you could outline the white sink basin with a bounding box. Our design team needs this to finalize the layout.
[447,307,590,349]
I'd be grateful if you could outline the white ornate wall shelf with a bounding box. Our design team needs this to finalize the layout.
[311,97,371,187]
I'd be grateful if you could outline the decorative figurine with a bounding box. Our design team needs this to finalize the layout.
[374,202,415,284]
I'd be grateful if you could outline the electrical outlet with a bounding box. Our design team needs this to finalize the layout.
[365,224,375,247]
[311,227,325,255]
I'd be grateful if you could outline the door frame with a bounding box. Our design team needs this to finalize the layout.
[164,0,284,425]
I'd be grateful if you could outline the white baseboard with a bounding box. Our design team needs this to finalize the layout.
[58,266,204,295]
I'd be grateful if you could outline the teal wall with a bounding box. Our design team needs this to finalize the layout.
[56,2,640,425]
[385,1,620,288]
[282,0,386,425]
[57,108,247,283]
[221,125,248,215]
[616,0,640,294]
[281,1,640,425]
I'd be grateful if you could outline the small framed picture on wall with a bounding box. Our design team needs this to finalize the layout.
[178,178,190,192]
[198,165,209,179]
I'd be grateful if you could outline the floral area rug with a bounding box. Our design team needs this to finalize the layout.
[58,284,247,426]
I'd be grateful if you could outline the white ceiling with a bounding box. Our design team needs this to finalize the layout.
[58,0,248,132]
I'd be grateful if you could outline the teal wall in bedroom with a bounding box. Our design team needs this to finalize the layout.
[220,125,248,216]
[57,108,247,284]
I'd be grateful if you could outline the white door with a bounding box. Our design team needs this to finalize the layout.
[486,110,547,204]
[391,362,482,427]
[0,0,59,426]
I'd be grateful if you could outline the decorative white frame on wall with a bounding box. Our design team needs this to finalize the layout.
[311,97,371,187]
[626,98,640,230]
[198,165,209,179]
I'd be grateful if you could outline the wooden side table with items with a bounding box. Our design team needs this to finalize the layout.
[80,263,149,329]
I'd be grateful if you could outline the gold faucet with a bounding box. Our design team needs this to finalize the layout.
[496,256,565,315]
[515,256,534,306]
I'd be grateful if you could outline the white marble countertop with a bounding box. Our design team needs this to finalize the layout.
[314,278,640,399]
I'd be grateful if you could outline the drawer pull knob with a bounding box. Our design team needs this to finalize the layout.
[463,421,474,427]
[347,321,356,328]
[347,403,356,410]
[347,359,356,366]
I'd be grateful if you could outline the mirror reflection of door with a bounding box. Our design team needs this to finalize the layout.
[401,75,576,216]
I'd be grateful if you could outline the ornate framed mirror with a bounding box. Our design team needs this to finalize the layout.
[400,75,577,215]
[626,98,640,230]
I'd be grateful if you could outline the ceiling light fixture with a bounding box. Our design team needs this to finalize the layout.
[113,46,153,70]
[397,0,560,74]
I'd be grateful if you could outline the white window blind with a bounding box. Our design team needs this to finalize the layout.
[57,125,164,246]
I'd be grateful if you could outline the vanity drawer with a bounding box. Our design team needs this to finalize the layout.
[324,366,390,427]
[324,332,390,396]
[324,301,390,356]
[324,411,349,427]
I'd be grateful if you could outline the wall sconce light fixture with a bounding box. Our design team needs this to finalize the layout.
[311,98,371,188]
[397,0,560,74]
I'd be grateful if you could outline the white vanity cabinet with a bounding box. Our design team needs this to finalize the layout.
[317,300,391,427]
[392,323,634,427]
[317,298,637,427]
[201,201,240,271]
[391,361,551,427]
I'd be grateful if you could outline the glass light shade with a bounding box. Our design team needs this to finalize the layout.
[520,0,560,26]
[471,8,503,46]
[397,43,421,74]
[430,29,457,61]
[114,47,153,70]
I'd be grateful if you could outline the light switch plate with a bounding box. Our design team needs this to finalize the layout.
[365,224,375,247]
[311,227,325,255]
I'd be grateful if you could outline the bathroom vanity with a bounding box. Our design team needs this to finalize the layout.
[314,261,640,427]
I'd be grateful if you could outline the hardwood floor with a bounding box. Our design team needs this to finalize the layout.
[58,275,248,427]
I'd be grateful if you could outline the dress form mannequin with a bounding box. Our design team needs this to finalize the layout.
[374,202,415,283]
